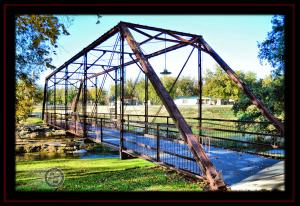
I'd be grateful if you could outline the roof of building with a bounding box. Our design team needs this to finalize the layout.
[175,96,212,100]
[175,96,198,100]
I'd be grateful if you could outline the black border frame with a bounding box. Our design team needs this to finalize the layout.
[1,0,297,204]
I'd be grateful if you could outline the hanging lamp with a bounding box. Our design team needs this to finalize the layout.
[160,33,171,75]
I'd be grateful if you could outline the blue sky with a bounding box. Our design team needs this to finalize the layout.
[38,15,275,86]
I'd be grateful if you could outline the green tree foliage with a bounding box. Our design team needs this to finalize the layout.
[15,15,71,123]
[16,15,70,78]
[135,79,146,102]
[108,76,199,105]
[232,75,284,122]
[87,88,108,105]
[258,15,285,76]
[232,15,285,132]
[175,76,196,97]
[16,75,43,122]
[202,66,241,101]
[161,76,178,98]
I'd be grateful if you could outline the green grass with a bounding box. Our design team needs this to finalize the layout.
[23,117,43,124]
[32,105,43,113]
[36,105,235,120]
[122,105,235,123]
[16,158,205,192]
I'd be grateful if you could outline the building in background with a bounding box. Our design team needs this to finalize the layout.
[174,96,235,106]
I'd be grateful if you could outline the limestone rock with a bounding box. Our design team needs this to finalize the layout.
[29,132,38,139]
[16,145,26,154]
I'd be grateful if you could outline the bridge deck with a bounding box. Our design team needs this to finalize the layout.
[87,125,279,186]
[48,118,280,186]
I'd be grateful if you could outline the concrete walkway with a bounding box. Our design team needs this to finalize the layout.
[230,161,284,191]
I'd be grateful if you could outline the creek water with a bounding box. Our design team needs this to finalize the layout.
[15,145,120,162]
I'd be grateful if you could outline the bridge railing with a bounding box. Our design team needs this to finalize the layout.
[96,112,284,159]
[44,112,284,159]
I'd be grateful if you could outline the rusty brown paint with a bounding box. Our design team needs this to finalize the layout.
[71,81,83,113]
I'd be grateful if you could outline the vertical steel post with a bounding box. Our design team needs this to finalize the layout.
[198,43,202,136]
[145,75,148,134]
[95,76,98,126]
[127,114,130,132]
[42,80,48,120]
[65,66,68,131]
[100,118,103,142]
[156,124,160,162]
[166,117,169,138]
[114,67,118,120]
[54,74,56,125]
[120,31,125,151]
[46,85,48,123]
[83,53,88,138]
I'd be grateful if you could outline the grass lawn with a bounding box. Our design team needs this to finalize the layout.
[33,105,235,120]
[22,117,43,124]
[16,158,205,192]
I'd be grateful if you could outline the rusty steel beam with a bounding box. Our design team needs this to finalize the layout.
[45,21,200,82]
[139,32,163,45]
[84,67,116,82]
[124,21,201,39]
[92,48,134,55]
[41,80,48,120]
[77,41,191,83]
[198,38,284,135]
[145,38,198,59]
[120,24,226,191]
[46,25,120,80]
[71,81,83,113]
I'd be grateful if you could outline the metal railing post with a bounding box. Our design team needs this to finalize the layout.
[75,114,77,134]
[156,123,160,162]
[100,118,103,142]
[166,117,169,138]
[127,114,130,132]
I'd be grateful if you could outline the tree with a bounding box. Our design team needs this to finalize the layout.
[15,15,71,123]
[176,76,196,97]
[16,15,70,79]
[232,15,285,132]
[202,66,241,101]
[135,79,146,102]
[16,75,43,122]
[258,15,285,76]
[232,75,284,133]
[87,88,108,105]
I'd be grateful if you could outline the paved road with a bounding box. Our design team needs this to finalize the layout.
[230,161,284,191]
